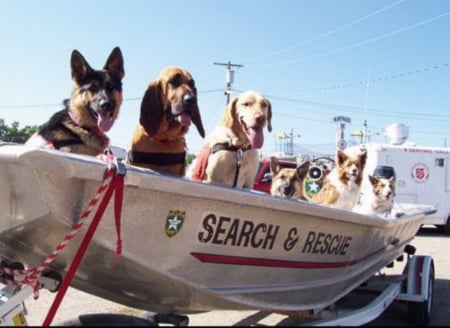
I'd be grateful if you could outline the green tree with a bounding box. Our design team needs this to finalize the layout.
[0,119,39,143]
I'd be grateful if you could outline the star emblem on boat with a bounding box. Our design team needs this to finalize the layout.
[165,210,185,237]
[304,179,323,201]
[308,181,320,192]
[168,216,182,230]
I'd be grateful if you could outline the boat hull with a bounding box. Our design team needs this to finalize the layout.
[0,144,427,314]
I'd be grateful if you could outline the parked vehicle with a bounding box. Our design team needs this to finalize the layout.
[253,157,297,193]
[347,142,450,233]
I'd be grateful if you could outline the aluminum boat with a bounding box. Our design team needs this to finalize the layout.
[0,143,434,315]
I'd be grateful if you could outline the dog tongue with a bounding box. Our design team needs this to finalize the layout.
[248,127,264,149]
[97,114,115,132]
[177,113,192,127]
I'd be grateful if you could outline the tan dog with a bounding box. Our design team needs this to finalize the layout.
[127,66,205,176]
[187,90,272,188]
[311,150,367,209]
[270,156,310,200]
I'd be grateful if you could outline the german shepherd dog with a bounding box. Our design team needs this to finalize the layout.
[26,47,125,156]
[269,156,310,200]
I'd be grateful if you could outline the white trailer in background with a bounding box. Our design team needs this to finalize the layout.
[347,142,450,233]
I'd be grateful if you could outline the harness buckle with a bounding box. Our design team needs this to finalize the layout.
[103,148,127,176]
[114,157,127,176]
[236,148,243,167]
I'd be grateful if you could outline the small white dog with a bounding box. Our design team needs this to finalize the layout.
[353,175,396,216]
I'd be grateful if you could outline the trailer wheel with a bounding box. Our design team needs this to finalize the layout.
[406,256,434,325]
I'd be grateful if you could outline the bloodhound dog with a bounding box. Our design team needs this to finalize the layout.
[127,66,205,176]
[187,90,272,188]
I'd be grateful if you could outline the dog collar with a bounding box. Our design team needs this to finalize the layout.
[67,108,103,135]
[154,133,169,142]
[68,109,81,127]
[211,143,252,154]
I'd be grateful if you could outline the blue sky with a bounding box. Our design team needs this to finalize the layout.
[1,0,450,156]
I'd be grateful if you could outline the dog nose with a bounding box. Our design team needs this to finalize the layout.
[282,185,293,195]
[183,94,196,105]
[100,99,114,111]
[255,115,266,126]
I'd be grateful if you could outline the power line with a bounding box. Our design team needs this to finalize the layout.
[297,62,450,94]
[232,88,450,122]
[245,9,450,68]
[242,0,405,64]
[0,60,447,124]
[0,88,225,109]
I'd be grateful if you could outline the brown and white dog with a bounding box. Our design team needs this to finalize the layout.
[269,156,310,200]
[187,90,272,188]
[353,175,396,216]
[311,150,367,209]
[127,66,205,176]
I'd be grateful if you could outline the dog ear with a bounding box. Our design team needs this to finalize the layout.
[221,96,238,129]
[358,151,368,167]
[191,88,205,138]
[140,81,163,137]
[297,161,310,179]
[104,47,125,80]
[266,99,273,132]
[270,156,281,175]
[71,50,94,85]
[221,96,249,144]
[336,150,347,165]
[368,175,378,186]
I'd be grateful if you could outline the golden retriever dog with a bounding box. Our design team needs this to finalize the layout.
[127,66,205,176]
[310,150,367,209]
[187,90,272,188]
[270,156,310,200]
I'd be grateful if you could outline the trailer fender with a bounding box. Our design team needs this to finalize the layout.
[406,255,433,300]
[405,255,435,325]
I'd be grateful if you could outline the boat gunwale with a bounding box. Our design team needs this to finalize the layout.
[0,144,427,229]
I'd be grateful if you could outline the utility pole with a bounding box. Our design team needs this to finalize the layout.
[289,128,301,155]
[363,119,368,144]
[214,61,243,104]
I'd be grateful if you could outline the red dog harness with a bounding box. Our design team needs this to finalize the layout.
[191,143,250,187]
[190,145,211,181]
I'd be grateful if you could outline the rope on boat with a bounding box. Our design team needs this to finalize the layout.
[43,154,125,326]
[0,151,125,304]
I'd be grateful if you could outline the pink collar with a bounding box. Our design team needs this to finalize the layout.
[67,109,101,134]
[68,109,81,126]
